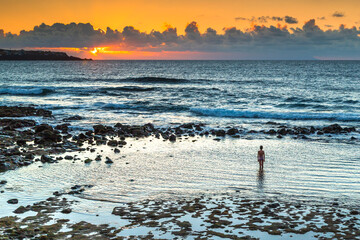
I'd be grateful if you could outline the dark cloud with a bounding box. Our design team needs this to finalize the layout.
[235,17,247,21]
[235,15,299,24]
[284,16,298,24]
[236,16,284,23]
[332,11,345,18]
[185,21,201,41]
[317,17,326,20]
[0,20,359,59]
[272,17,283,21]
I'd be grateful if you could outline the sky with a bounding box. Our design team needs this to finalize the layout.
[1,0,360,59]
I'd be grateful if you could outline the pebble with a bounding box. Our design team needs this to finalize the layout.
[7,199,18,204]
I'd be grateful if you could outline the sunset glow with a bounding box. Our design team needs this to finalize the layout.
[1,0,359,59]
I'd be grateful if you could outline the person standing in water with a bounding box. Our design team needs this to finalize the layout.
[257,145,265,170]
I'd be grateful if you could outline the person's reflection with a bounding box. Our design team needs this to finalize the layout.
[257,169,265,191]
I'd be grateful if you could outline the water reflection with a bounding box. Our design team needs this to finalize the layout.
[257,169,265,191]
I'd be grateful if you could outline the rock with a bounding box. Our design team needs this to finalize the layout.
[14,206,29,214]
[95,155,102,161]
[131,127,146,137]
[34,124,53,133]
[195,125,203,131]
[268,203,280,208]
[61,208,72,214]
[323,124,342,134]
[53,191,62,196]
[0,180,7,184]
[0,119,36,130]
[0,106,51,117]
[0,162,12,171]
[7,198,18,204]
[93,124,114,135]
[180,123,194,129]
[226,128,239,135]
[344,127,356,132]
[84,159,92,164]
[105,157,113,164]
[114,148,120,153]
[78,133,87,140]
[55,123,70,132]
[261,207,272,214]
[16,139,27,146]
[277,128,288,135]
[107,140,118,147]
[215,130,226,137]
[266,129,277,135]
[169,134,176,142]
[64,155,73,160]
[41,155,53,163]
[350,210,359,215]
[144,123,156,132]
[63,115,83,121]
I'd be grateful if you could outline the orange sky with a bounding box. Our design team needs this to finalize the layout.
[1,0,359,34]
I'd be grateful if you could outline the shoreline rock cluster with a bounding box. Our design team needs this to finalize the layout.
[1,193,359,239]
[0,106,358,173]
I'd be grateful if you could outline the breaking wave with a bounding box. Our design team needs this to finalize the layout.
[0,87,55,95]
[190,108,360,121]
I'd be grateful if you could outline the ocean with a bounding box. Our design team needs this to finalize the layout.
[1,60,359,129]
[0,60,360,209]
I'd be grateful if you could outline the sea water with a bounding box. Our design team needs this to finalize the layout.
[0,60,359,209]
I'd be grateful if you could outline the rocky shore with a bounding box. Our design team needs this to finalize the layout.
[0,105,359,172]
[1,105,359,239]
[0,49,91,61]
[0,192,359,239]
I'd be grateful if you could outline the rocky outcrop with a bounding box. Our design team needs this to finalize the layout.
[0,49,91,61]
[0,106,52,117]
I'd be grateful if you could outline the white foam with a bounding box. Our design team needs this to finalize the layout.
[0,87,53,95]
[190,108,360,121]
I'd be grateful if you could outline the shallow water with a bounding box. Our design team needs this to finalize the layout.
[1,137,359,212]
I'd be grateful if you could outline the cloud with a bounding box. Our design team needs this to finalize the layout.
[317,17,326,20]
[235,16,284,23]
[235,15,298,24]
[185,21,201,41]
[0,19,359,59]
[332,11,345,18]
[235,17,247,21]
[284,16,298,24]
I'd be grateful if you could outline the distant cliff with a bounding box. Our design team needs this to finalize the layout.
[0,49,91,60]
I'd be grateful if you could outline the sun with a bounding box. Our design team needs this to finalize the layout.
[90,48,99,55]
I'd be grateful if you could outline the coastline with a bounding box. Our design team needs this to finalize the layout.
[1,105,360,239]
